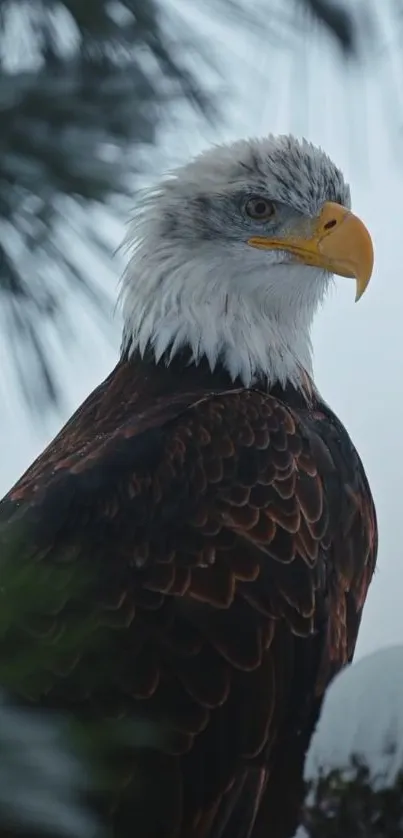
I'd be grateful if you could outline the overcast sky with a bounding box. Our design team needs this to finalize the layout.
[1,1,401,660]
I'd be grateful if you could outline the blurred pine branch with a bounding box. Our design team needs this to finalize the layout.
[300,0,356,53]
[0,693,102,838]
[0,0,222,411]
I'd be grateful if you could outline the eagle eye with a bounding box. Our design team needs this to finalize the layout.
[245,197,275,221]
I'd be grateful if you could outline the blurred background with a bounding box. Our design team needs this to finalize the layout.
[0,0,401,664]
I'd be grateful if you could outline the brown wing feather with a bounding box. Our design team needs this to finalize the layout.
[0,368,377,838]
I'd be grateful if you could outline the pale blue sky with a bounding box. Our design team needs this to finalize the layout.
[1,0,401,659]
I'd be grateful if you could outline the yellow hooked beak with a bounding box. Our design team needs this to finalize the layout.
[247,201,374,301]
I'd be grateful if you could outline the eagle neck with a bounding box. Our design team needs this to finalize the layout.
[117,349,315,410]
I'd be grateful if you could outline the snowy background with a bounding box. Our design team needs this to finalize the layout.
[1,0,402,660]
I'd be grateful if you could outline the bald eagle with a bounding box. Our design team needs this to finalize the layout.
[0,135,377,838]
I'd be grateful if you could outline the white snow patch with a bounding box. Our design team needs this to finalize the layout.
[304,645,403,791]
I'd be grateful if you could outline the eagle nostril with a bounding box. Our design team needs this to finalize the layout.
[323,219,337,231]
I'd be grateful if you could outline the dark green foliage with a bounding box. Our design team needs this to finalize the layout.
[302,757,403,837]
[0,526,168,837]
[0,531,99,836]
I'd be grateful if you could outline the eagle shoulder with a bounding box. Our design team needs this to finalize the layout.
[0,377,377,838]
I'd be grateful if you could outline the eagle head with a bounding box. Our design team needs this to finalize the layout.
[120,134,373,388]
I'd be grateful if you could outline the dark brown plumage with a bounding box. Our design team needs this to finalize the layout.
[0,352,377,838]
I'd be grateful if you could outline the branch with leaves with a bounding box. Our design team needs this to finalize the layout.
[296,646,403,837]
